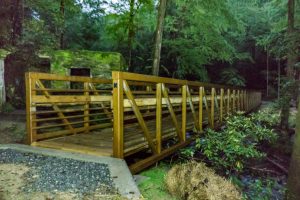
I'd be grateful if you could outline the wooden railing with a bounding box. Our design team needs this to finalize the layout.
[112,72,261,172]
[25,72,112,144]
[26,71,261,173]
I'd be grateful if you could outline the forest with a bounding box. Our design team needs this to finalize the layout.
[0,0,300,200]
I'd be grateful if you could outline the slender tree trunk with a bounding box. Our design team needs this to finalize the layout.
[278,59,281,100]
[10,0,22,46]
[267,49,269,97]
[60,0,65,49]
[287,100,300,199]
[280,0,296,129]
[127,0,135,72]
[152,0,167,76]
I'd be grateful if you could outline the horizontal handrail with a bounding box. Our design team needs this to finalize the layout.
[113,71,254,90]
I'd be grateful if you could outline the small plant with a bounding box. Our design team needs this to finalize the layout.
[230,176,286,200]
[188,112,278,173]
[0,102,15,113]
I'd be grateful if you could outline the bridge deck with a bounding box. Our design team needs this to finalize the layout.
[33,112,199,157]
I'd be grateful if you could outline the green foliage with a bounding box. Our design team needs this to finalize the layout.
[220,68,246,86]
[162,0,243,81]
[230,176,286,200]
[251,106,280,127]
[0,102,15,113]
[182,111,278,172]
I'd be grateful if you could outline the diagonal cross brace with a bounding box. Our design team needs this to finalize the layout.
[36,80,77,135]
[123,80,157,154]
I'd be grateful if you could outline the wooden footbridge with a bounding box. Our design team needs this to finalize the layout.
[26,71,261,173]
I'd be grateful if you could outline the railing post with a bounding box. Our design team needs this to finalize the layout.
[232,90,236,113]
[112,72,124,158]
[199,87,203,133]
[220,88,224,123]
[237,90,241,111]
[227,89,230,115]
[84,82,90,133]
[26,73,37,144]
[211,88,215,129]
[182,85,187,142]
[156,83,162,153]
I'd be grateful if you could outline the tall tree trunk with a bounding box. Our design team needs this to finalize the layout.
[152,0,167,76]
[10,0,23,46]
[278,59,281,100]
[280,0,297,129]
[60,0,65,49]
[266,49,269,97]
[287,101,300,199]
[127,0,135,72]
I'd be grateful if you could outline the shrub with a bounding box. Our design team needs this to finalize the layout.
[0,102,15,113]
[194,112,278,172]
[165,162,242,200]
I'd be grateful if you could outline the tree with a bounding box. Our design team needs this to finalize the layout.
[280,0,297,129]
[287,101,300,199]
[152,0,167,76]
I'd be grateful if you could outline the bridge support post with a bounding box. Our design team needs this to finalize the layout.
[112,72,124,158]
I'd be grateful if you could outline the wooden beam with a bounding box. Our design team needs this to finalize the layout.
[199,87,203,133]
[113,77,124,158]
[211,88,215,128]
[29,72,111,83]
[156,83,162,153]
[36,80,77,135]
[187,86,199,132]
[162,83,182,141]
[123,80,157,154]
[129,139,193,174]
[220,88,224,122]
[182,85,187,141]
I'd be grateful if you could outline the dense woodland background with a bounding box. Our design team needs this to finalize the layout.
[0,0,299,116]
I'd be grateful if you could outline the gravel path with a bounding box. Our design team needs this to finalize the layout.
[0,149,117,198]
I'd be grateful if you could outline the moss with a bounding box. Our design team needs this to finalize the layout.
[0,49,10,59]
[138,164,178,200]
[48,50,126,88]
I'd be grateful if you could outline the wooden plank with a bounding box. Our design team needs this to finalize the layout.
[33,113,108,122]
[26,73,36,144]
[237,90,240,111]
[220,88,224,122]
[33,118,108,130]
[181,85,187,141]
[232,90,236,112]
[32,95,112,104]
[199,87,203,133]
[28,72,111,84]
[89,83,113,120]
[33,141,113,157]
[123,80,157,154]
[202,89,212,127]
[129,139,193,174]
[84,82,89,133]
[113,78,124,158]
[113,71,187,86]
[156,83,162,153]
[211,88,215,128]
[36,80,78,135]
[162,83,182,141]
[187,86,199,132]
[36,123,111,140]
[227,89,231,115]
